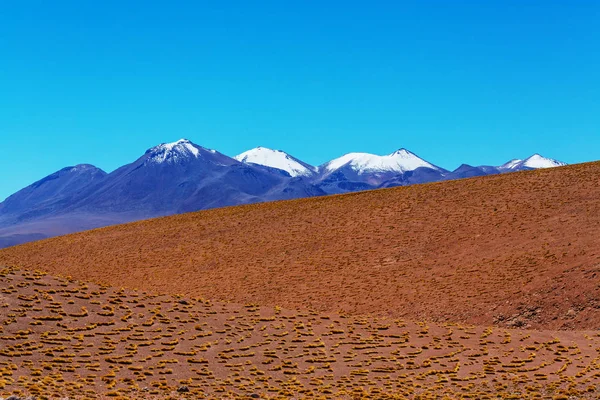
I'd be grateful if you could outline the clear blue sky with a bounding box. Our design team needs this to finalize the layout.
[1,1,598,200]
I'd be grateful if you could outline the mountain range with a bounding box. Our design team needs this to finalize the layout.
[0,138,566,248]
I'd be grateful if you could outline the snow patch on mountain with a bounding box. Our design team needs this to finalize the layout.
[68,164,102,172]
[235,147,317,177]
[499,159,523,170]
[146,139,202,164]
[323,149,440,174]
[521,154,567,169]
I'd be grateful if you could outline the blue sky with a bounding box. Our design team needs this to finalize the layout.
[1,1,598,200]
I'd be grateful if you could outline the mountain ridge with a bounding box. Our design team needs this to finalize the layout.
[0,138,569,248]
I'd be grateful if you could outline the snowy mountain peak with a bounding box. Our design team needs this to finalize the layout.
[145,138,206,164]
[324,149,440,174]
[391,148,414,157]
[499,154,566,171]
[521,154,567,169]
[234,147,317,177]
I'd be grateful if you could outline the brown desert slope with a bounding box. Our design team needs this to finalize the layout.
[2,267,600,399]
[1,161,599,330]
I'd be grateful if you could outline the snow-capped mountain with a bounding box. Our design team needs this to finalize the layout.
[141,138,235,167]
[499,154,567,171]
[0,139,569,248]
[144,138,227,165]
[234,147,317,177]
[323,149,441,175]
[316,149,446,193]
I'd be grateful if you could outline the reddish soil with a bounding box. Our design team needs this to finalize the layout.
[1,162,600,330]
[2,267,600,399]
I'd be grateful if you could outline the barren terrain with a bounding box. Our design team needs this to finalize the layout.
[2,267,600,399]
[1,162,599,330]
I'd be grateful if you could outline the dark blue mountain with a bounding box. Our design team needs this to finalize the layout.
[314,170,376,194]
[379,167,447,188]
[443,164,499,180]
[0,164,106,225]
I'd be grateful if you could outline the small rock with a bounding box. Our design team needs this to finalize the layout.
[7,396,21,400]
[177,385,190,393]
[250,395,260,399]
[178,299,189,305]
[507,318,525,328]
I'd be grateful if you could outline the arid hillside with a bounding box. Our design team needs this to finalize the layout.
[2,267,600,399]
[1,162,599,330]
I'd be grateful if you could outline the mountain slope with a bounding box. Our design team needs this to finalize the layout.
[1,161,598,330]
[0,164,106,224]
